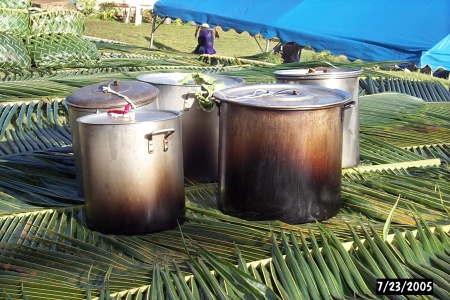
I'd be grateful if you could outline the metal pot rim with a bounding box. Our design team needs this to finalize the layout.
[274,67,363,80]
[136,72,245,87]
[77,109,182,125]
[213,83,351,110]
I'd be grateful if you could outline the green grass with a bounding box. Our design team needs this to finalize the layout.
[84,16,269,56]
[83,16,321,61]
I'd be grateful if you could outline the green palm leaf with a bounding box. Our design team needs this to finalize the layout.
[0,40,449,299]
[103,220,448,298]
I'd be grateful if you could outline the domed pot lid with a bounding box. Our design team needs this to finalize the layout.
[65,80,159,110]
[212,83,351,110]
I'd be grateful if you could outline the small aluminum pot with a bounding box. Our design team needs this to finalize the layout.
[77,110,184,235]
[137,72,245,182]
[213,83,352,224]
[65,80,159,196]
[274,67,363,168]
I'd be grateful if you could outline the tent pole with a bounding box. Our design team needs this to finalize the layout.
[150,16,168,48]
[253,36,264,52]
[265,39,271,52]
[150,14,157,48]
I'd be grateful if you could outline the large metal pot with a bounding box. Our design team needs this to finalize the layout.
[77,110,184,234]
[65,80,159,196]
[213,83,352,224]
[274,67,363,168]
[136,72,245,182]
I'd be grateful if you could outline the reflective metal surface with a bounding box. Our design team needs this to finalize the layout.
[65,80,159,196]
[274,68,363,168]
[214,83,351,224]
[77,110,185,234]
[137,72,245,182]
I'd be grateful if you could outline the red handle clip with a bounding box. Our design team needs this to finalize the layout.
[107,104,131,115]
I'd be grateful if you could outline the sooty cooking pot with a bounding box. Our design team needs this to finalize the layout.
[274,67,363,168]
[65,80,159,196]
[213,83,352,224]
[136,72,244,182]
[77,110,184,234]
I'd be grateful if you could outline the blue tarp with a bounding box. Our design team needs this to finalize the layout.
[420,34,450,70]
[153,0,450,64]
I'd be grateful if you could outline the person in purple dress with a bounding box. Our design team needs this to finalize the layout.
[193,35,207,54]
[194,23,219,54]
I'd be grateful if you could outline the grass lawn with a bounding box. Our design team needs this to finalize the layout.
[84,17,271,56]
[83,16,320,61]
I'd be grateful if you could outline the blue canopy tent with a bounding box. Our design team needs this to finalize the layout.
[420,33,450,71]
[152,0,450,64]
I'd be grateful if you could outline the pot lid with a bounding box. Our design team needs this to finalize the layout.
[136,72,245,87]
[274,67,363,80]
[65,80,159,109]
[77,109,181,125]
[212,83,351,110]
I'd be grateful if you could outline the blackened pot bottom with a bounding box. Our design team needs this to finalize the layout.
[218,198,340,224]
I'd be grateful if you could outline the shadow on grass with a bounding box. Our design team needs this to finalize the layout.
[144,36,179,52]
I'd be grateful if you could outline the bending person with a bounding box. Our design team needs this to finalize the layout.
[274,41,302,63]
[194,23,219,54]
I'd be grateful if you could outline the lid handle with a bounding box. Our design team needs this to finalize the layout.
[102,80,137,109]
[213,89,312,101]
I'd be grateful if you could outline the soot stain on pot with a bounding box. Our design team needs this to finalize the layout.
[82,118,185,235]
[219,106,343,224]
[88,171,185,234]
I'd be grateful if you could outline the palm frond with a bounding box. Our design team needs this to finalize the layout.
[360,76,450,102]
[0,41,449,299]
[0,100,71,156]
[86,220,450,300]
[360,93,450,148]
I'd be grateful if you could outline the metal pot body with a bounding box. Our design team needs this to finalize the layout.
[65,80,159,196]
[137,72,245,182]
[274,68,362,168]
[214,84,351,224]
[77,110,184,235]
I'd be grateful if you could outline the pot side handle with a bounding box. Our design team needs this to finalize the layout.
[343,100,355,110]
[341,100,355,122]
[145,128,175,154]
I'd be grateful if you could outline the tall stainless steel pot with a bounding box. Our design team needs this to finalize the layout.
[77,110,184,234]
[137,72,245,182]
[274,67,363,168]
[213,84,352,224]
[65,80,159,196]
